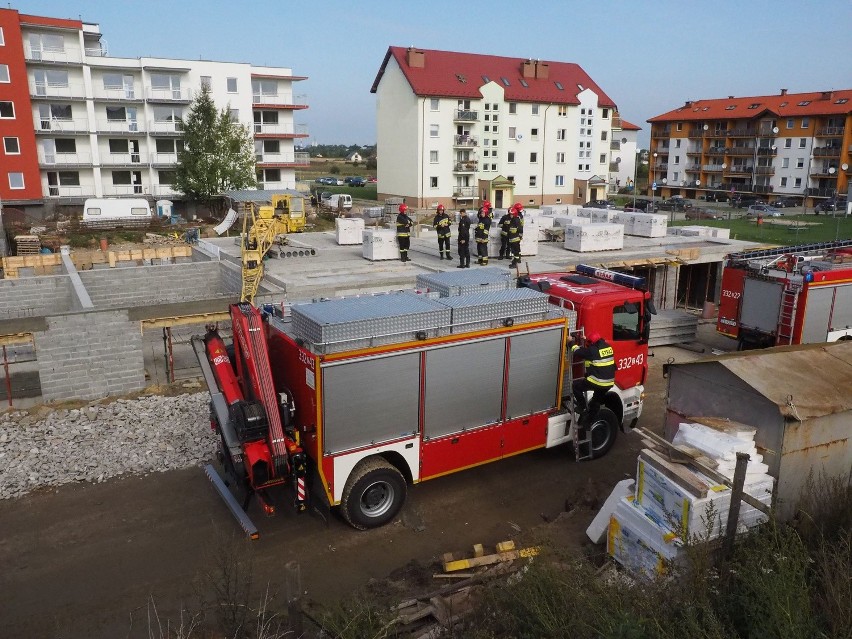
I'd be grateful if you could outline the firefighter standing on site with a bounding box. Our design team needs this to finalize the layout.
[433,204,452,260]
[456,209,471,268]
[396,203,414,262]
[474,201,492,265]
[568,331,615,424]
[497,208,512,260]
[507,203,524,268]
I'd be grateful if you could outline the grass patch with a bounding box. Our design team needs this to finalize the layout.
[672,213,852,244]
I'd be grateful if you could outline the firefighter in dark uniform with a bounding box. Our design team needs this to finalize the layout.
[433,204,452,260]
[497,209,512,260]
[474,206,492,265]
[456,209,471,268]
[396,203,414,262]
[568,331,615,424]
[507,203,524,268]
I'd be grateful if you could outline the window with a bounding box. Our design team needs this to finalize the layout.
[430,124,439,137]
[531,104,539,116]
[0,64,8,83]
[600,131,607,141]
[509,102,517,114]
[798,138,806,148]
[676,123,683,131]
[8,172,24,189]
[507,151,515,163]
[780,177,788,187]
[228,109,239,121]
[796,158,804,168]
[557,129,566,140]
[0,27,4,46]
[158,170,177,184]
[3,137,19,154]
[508,126,516,139]
[0,101,14,118]
[156,138,183,153]
[558,105,568,116]
[227,77,237,93]
[782,158,790,168]
[786,119,794,129]
[57,171,79,186]
[674,155,680,164]
[200,76,212,89]
[263,139,280,153]
[530,152,538,163]
[492,103,498,110]
[530,128,539,140]
[252,79,277,97]
[585,164,590,171]
[675,139,681,148]
[529,175,537,187]
[612,305,640,341]
[152,106,180,122]
[801,118,809,128]
[151,73,183,96]
[54,138,76,153]
[599,153,606,164]
[794,177,802,188]
[556,152,565,163]
[602,108,609,119]
[430,176,438,188]
[784,138,792,148]
[673,172,679,182]
[109,138,128,153]
[430,98,439,111]
[578,164,584,171]
[492,125,499,134]
[555,175,564,186]
[429,150,438,163]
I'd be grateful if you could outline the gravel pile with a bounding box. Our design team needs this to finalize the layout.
[0,392,217,500]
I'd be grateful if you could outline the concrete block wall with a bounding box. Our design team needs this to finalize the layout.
[35,310,145,401]
[78,261,228,308]
[0,276,73,319]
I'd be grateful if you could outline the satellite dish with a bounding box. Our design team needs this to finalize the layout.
[616,157,621,163]
[772,126,779,134]
[842,163,849,170]
[516,133,523,140]
[695,180,701,186]
[829,167,836,174]
[703,124,709,131]
[722,163,727,169]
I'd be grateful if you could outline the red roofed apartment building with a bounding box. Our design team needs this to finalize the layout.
[647,89,852,208]
[371,47,635,210]
[0,7,307,217]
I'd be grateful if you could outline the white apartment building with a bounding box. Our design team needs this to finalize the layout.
[0,8,307,211]
[371,47,627,210]
[608,119,640,193]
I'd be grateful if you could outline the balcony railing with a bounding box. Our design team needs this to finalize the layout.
[148,120,184,134]
[255,152,309,166]
[84,42,108,57]
[707,147,726,155]
[252,122,308,136]
[145,86,192,102]
[453,109,479,122]
[151,185,181,196]
[707,129,727,138]
[753,185,774,194]
[101,152,148,166]
[755,166,775,175]
[812,146,841,157]
[252,93,308,107]
[807,187,837,197]
[29,80,86,99]
[686,148,703,155]
[92,86,142,101]
[610,140,621,150]
[36,117,90,134]
[452,186,477,198]
[810,167,840,178]
[727,147,754,156]
[151,152,179,166]
[727,128,757,137]
[102,184,146,196]
[703,164,724,171]
[652,163,669,171]
[38,151,93,166]
[724,165,753,175]
[689,128,706,138]
[686,165,702,172]
[756,147,778,156]
[454,161,478,172]
[46,185,94,198]
[816,126,844,137]
[97,119,144,134]
[24,44,82,64]
[453,134,478,147]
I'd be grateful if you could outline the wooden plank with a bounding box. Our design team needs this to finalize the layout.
[472,544,484,558]
[443,547,539,572]
[495,540,515,553]
[639,448,710,498]
[141,311,230,330]
[0,333,33,347]
[432,573,475,579]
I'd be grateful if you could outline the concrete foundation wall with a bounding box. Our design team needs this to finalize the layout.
[35,310,146,401]
[0,276,73,319]
[78,262,227,308]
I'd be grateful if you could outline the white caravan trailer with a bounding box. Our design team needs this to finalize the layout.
[82,198,152,227]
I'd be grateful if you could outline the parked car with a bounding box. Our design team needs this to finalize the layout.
[731,195,765,209]
[366,176,378,183]
[746,204,782,217]
[630,199,657,212]
[584,199,616,209]
[330,177,345,186]
[348,177,367,187]
[658,197,693,211]
[772,197,801,208]
[814,197,848,214]
[701,191,729,203]
[684,209,722,220]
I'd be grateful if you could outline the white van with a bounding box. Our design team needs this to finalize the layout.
[83,198,152,227]
[326,194,352,211]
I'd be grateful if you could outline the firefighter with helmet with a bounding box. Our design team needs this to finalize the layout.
[507,203,524,268]
[474,204,492,265]
[497,208,512,260]
[396,203,414,262]
[456,209,471,268]
[433,204,452,260]
[568,331,615,424]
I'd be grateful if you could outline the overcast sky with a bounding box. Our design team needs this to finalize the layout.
[15,0,852,148]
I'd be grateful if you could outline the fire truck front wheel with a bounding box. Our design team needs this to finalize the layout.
[587,407,619,459]
[340,457,407,530]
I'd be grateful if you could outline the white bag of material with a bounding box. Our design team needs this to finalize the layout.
[608,496,683,579]
[587,478,635,544]
[673,422,756,461]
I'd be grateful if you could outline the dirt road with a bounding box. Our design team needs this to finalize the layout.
[0,337,716,638]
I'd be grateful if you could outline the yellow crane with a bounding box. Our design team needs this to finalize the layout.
[240,194,306,303]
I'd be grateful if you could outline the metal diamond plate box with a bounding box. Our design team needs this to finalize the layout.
[415,267,513,297]
[436,288,551,333]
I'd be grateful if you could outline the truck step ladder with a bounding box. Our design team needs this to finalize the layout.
[776,282,801,345]
[568,328,594,462]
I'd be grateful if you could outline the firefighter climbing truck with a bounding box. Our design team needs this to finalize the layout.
[193,265,653,532]
[717,239,852,349]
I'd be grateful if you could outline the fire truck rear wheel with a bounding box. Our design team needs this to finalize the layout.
[587,407,618,459]
[340,457,407,530]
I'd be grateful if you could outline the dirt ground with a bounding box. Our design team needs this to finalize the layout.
[0,324,732,638]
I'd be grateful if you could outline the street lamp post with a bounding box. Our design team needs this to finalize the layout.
[652,152,658,211]
[632,153,648,210]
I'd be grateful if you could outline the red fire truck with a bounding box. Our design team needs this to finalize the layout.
[717,239,852,349]
[193,266,654,533]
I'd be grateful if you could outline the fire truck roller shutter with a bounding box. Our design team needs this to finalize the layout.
[322,352,420,454]
[801,287,835,344]
[424,337,505,439]
[740,279,785,334]
[506,327,563,418]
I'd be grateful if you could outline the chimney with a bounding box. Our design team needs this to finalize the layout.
[522,59,536,78]
[684,100,693,107]
[780,88,787,96]
[535,61,549,79]
[406,47,425,68]
[820,90,833,100]
[728,96,734,99]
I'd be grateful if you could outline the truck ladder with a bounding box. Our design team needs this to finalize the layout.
[776,282,801,345]
[567,328,595,462]
[728,239,852,268]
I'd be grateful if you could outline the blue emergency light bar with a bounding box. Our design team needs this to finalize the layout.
[576,264,647,290]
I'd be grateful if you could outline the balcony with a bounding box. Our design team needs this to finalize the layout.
[452,186,477,199]
[810,167,840,178]
[29,80,86,100]
[689,128,707,138]
[150,152,179,166]
[84,42,109,57]
[92,86,143,102]
[38,151,93,167]
[97,119,145,134]
[611,116,622,128]
[816,126,844,137]
[702,164,724,172]
[685,164,702,172]
[756,147,778,156]
[707,147,726,156]
[753,185,774,194]
[252,122,308,137]
[150,185,181,197]
[609,162,620,172]
[24,44,83,64]
[255,152,309,167]
[727,128,758,138]
[652,163,669,171]
[147,120,184,135]
[453,109,479,122]
[610,140,621,150]
[755,166,775,175]
[103,184,146,196]
[45,185,94,198]
[727,147,754,156]
[252,93,308,109]
[453,134,478,147]
[706,129,727,138]
[813,146,841,157]
[454,161,478,172]
[145,86,192,103]
[35,117,89,134]
[724,165,753,175]
[807,187,837,197]
[686,148,703,155]
[101,152,148,167]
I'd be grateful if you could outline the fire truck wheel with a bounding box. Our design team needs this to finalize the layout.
[588,407,618,459]
[340,457,407,530]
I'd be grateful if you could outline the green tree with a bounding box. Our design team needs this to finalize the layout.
[174,85,256,212]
